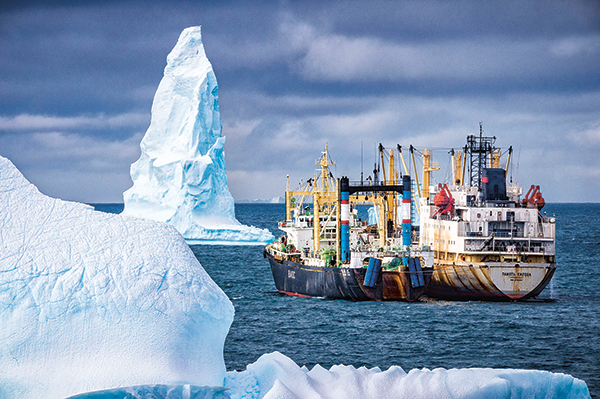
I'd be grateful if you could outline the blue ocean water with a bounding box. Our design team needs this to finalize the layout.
[93,203,599,397]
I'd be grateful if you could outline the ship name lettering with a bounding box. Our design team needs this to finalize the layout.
[288,270,296,279]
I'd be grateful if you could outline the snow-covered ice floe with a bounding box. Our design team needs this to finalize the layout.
[225,352,591,399]
[0,155,233,399]
[122,26,273,246]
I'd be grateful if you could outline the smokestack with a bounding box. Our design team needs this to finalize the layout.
[340,176,350,262]
[402,175,411,247]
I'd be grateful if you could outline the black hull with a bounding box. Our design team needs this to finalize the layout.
[265,250,429,301]
[266,250,369,300]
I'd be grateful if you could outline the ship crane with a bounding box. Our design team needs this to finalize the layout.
[522,184,545,210]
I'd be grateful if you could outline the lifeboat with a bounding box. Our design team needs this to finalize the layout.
[433,183,454,216]
[434,185,450,208]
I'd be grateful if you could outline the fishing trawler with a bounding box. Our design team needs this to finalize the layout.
[264,145,433,301]
[415,125,556,300]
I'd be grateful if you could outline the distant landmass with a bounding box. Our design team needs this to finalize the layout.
[236,196,284,204]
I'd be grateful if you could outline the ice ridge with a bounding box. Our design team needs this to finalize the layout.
[225,352,591,399]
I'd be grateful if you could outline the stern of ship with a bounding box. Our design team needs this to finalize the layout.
[427,261,556,301]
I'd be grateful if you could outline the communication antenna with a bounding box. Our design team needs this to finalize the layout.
[515,145,521,186]
[361,141,364,185]
[373,143,380,184]
[466,122,496,188]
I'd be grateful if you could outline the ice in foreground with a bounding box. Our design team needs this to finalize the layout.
[122,26,273,245]
[66,385,229,398]
[0,155,234,399]
[225,352,590,399]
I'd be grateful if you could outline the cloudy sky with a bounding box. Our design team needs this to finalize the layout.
[1,0,599,203]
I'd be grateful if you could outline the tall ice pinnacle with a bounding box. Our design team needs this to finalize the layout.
[123,26,273,245]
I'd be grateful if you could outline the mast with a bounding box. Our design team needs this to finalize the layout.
[388,148,396,232]
[397,145,410,176]
[313,144,336,255]
[398,145,421,218]
[360,141,364,185]
[313,170,320,254]
[450,149,456,184]
[505,145,513,172]
[453,150,463,185]
[461,144,467,186]
[467,122,496,188]
[285,174,291,221]
[379,143,387,185]
[410,145,422,198]
[318,143,335,192]
[422,149,439,198]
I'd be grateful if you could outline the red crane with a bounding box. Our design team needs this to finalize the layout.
[522,184,545,210]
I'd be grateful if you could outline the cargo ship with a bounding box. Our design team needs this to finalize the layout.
[264,145,433,301]
[416,125,556,300]
[266,126,556,302]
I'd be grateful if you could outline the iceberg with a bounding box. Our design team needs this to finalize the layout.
[122,26,274,245]
[367,205,379,226]
[0,155,234,399]
[225,352,591,399]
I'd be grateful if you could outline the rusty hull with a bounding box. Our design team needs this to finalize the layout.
[426,261,556,301]
[353,267,432,301]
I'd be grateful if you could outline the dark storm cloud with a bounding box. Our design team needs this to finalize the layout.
[0,0,599,202]
[290,0,600,39]
[1,4,177,114]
